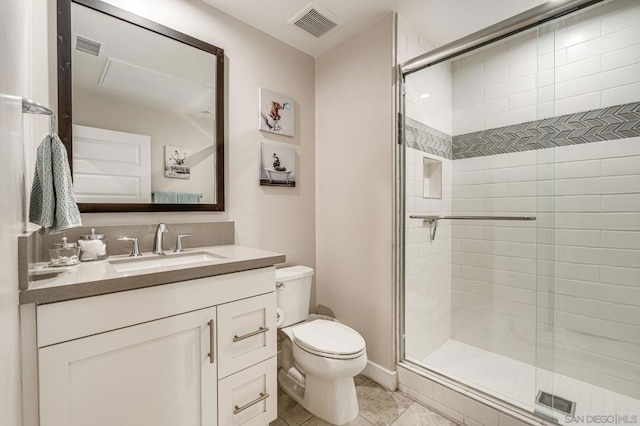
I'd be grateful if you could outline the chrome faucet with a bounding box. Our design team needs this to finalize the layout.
[153,223,169,255]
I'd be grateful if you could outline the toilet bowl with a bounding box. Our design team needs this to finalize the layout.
[276,266,367,425]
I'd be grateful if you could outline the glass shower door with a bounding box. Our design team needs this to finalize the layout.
[401,1,640,423]
[533,16,558,423]
[402,24,550,413]
[532,1,640,423]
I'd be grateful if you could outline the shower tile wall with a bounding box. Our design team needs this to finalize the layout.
[404,0,640,403]
[452,0,640,138]
[405,148,453,360]
[406,61,453,137]
[403,29,454,361]
[446,0,640,400]
[451,137,640,400]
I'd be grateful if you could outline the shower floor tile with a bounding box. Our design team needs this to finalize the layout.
[420,340,640,425]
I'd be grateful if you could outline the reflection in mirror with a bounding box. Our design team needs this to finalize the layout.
[58,0,225,212]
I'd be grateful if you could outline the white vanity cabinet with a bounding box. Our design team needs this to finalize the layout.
[39,307,217,426]
[217,294,277,426]
[23,267,278,426]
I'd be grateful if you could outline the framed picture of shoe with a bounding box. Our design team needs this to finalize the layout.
[260,142,295,187]
[258,87,295,137]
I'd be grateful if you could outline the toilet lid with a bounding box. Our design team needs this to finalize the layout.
[292,319,365,357]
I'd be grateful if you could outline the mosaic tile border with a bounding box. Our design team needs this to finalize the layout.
[405,117,452,159]
[452,102,640,159]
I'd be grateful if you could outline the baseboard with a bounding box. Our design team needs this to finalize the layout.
[362,360,398,391]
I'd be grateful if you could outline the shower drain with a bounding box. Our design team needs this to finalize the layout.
[536,390,576,416]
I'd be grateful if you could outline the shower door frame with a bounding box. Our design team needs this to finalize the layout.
[396,0,606,423]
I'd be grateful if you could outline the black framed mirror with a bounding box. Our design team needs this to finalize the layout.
[57,0,224,212]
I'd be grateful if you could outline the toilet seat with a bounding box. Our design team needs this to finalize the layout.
[292,319,365,360]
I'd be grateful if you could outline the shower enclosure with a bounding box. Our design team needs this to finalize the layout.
[399,0,640,423]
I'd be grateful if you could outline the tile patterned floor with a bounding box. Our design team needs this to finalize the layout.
[271,375,459,426]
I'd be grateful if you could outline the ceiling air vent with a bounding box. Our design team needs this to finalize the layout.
[288,2,342,39]
[75,35,102,56]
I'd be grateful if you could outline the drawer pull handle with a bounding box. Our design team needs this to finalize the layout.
[234,392,269,414]
[208,319,215,364]
[233,327,269,342]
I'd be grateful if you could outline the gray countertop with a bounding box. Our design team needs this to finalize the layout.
[20,245,285,305]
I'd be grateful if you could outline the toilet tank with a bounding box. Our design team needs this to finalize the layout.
[275,266,314,328]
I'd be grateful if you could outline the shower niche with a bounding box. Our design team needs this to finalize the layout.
[422,156,442,199]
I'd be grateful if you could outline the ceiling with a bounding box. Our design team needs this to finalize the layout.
[200,0,549,57]
[73,3,217,117]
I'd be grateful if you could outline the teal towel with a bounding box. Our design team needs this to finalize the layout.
[153,191,178,203]
[29,134,82,234]
[177,192,200,204]
[153,192,200,204]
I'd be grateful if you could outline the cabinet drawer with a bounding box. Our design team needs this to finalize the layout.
[218,357,277,426]
[217,293,276,378]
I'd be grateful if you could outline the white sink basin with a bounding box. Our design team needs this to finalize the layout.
[109,251,227,273]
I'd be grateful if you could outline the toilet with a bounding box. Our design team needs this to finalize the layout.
[276,266,367,425]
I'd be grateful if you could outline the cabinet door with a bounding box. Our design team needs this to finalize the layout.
[39,307,217,426]
[218,357,277,426]
[217,293,276,378]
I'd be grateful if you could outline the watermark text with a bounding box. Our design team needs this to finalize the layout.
[565,414,638,424]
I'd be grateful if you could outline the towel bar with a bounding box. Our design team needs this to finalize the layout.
[409,215,537,241]
[22,98,56,137]
[22,98,53,115]
[152,192,203,198]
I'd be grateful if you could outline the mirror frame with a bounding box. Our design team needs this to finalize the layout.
[57,0,225,212]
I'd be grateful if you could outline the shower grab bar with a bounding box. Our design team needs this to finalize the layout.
[409,215,536,241]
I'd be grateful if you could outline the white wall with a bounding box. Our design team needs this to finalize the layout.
[451,138,640,399]
[0,77,25,426]
[315,14,396,372]
[1,1,36,425]
[74,90,216,203]
[452,0,640,136]
[0,101,24,426]
[48,0,317,272]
